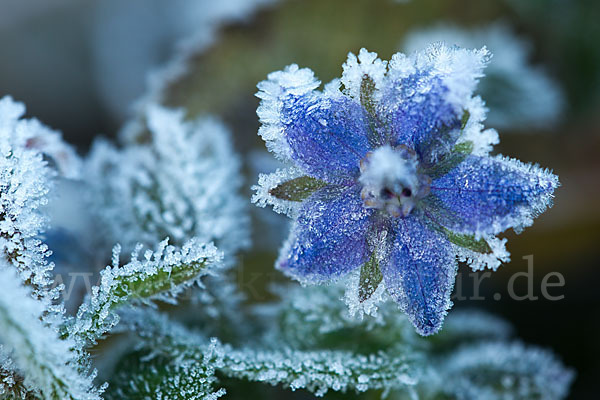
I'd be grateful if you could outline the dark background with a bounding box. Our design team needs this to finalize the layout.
[1,0,598,398]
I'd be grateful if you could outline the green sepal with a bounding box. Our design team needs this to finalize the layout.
[269,176,327,202]
[360,74,389,147]
[423,140,473,180]
[461,109,471,130]
[358,252,383,303]
[442,228,492,254]
[360,74,377,117]
[420,196,492,254]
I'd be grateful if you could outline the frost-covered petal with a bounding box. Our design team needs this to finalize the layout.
[383,43,490,163]
[256,64,322,161]
[257,64,373,183]
[341,48,388,101]
[403,22,565,131]
[429,154,559,237]
[276,185,373,282]
[381,215,457,336]
[279,93,372,183]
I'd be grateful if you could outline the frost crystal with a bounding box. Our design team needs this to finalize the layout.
[403,22,565,130]
[254,46,559,335]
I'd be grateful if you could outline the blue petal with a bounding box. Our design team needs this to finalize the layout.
[428,155,559,236]
[381,214,457,336]
[282,94,372,183]
[383,74,461,164]
[276,185,373,282]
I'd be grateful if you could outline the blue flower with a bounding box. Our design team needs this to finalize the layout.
[252,46,559,335]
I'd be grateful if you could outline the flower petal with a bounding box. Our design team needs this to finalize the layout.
[428,154,559,237]
[281,94,372,183]
[381,214,457,336]
[383,44,490,164]
[276,185,373,282]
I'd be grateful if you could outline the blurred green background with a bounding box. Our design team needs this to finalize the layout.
[0,0,599,398]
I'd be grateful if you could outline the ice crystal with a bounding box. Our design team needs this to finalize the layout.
[403,22,564,130]
[253,46,559,335]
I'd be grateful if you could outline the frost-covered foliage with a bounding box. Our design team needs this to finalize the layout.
[403,22,564,131]
[68,239,222,348]
[0,97,228,399]
[253,46,559,335]
[0,267,98,400]
[107,285,573,399]
[84,103,250,342]
[85,104,249,256]
[0,96,100,399]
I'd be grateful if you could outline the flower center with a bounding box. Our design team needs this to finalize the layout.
[359,145,430,217]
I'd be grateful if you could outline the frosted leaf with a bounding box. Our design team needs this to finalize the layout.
[403,22,565,130]
[113,308,419,398]
[69,237,222,347]
[85,104,249,260]
[0,266,100,400]
[111,288,572,400]
[0,95,82,326]
[219,345,418,397]
[438,341,574,400]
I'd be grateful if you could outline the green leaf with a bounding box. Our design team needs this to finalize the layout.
[358,252,383,303]
[423,140,473,179]
[269,176,327,201]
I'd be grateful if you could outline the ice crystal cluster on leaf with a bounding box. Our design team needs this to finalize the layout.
[253,46,559,335]
[403,22,564,131]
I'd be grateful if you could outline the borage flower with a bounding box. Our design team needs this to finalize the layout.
[252,46,558,335]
